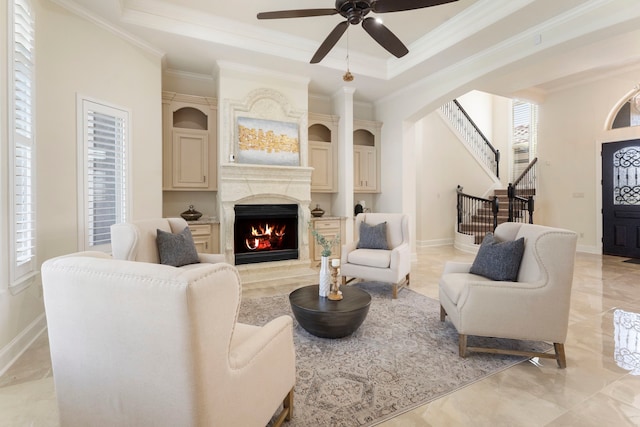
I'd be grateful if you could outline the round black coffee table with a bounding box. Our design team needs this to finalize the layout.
[289,285,371,338]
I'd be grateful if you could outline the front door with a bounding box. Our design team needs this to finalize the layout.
[602,139,640,258]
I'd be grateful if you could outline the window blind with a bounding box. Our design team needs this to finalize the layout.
[14,0,34,139]
[82,102,128,248]
[512,101,531,146]
[14,142,34,266]
[12,0,36,282]
[511,100,538,181]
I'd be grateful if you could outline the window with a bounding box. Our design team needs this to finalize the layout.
[78,98,129,251]
[612,92,640,129]
[9,0,36,287]
[511,100,538,182]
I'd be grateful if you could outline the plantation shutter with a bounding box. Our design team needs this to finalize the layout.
[12,0,36,282]
[81,100,128,249]
[511,101,538,182]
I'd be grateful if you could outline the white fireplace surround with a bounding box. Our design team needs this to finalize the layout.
[218,88,313,270]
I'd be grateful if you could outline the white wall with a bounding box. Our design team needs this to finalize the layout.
[457,90,512,187]
[415,106,502,246]
[37,0,163,262]
[536,70,640,252]
[0,0,163,374]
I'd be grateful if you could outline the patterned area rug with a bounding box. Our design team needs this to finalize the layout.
[238,282,551,426]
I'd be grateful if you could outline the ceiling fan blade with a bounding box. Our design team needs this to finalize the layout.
[257,9,338,20]
[310,21,349,64]
[361,18,409,58]
[372,0,458,14]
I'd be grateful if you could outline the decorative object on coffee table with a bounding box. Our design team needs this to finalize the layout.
[180,204,202,221]
[328,258,342,301]
[319,256,331,297]
[310,223,340,297]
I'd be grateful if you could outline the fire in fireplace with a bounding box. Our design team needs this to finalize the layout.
[234,204,299,265]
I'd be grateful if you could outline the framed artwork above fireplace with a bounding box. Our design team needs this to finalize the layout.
[236,117,300,166]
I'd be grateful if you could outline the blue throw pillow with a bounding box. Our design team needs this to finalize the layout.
[469,232,525,281]
[357,221,389,250]
[156,227,200,267]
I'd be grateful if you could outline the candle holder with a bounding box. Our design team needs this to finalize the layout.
[328,262,343,301]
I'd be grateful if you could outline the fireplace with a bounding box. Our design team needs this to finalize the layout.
[234,204,299,265]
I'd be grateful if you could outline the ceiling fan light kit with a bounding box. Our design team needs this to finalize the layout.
[257,0,459,64]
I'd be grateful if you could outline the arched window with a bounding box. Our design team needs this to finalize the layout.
[611,89,640,129]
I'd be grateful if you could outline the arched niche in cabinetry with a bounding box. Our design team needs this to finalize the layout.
[308,113,339,193]
[173,107,208,130]
[162,92,217,191]
[353,119,381,193]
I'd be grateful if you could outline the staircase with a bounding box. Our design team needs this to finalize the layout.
[441,98,538,247]
[458,187,536,244]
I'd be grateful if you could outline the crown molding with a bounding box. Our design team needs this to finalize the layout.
[50,0,164,58]
[389,0,535,77]
[163,68,214,82]
[216,60,310,87]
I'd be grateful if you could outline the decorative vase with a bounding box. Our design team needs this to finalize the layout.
[319,256,331,297]
[311,204,325,217]
[180,204,202,221]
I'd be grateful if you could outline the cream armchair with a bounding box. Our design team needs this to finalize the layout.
[41,252,295,427]
[439,223,578,368]
[341,213,411,298]
[111,217,225,265]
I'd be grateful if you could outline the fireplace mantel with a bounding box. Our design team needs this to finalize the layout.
[218,163,313,265]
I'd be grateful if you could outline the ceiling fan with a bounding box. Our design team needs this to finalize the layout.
[257,0,459,64]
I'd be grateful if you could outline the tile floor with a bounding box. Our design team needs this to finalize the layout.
[1,247,639,426]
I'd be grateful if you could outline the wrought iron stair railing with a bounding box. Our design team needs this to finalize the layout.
[456,158,538,244]
[457,186,498,244]
[440,99,500,178]
[507,157,537,224]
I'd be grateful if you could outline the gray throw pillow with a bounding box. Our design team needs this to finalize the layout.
[469,232,525,281]
[357,221,389,250]
[156,227,200,267]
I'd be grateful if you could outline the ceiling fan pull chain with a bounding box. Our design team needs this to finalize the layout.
[344,26,354,82]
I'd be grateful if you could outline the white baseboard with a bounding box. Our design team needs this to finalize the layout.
[0,313,47,377]
[416,238,454,248]
[576,244,600,254]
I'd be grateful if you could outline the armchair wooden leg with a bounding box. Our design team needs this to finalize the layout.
[459,334,467,358]
[391,274,410,299]
[554,343,567,369]
[273,388,294,427]
[342,276,346,286]
[406,273,410,287]
[440,305,446,322]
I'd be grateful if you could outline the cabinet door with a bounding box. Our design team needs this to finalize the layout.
[311,220,341,262]
[189,224,213,254]
[192,236,210,253]
[362,146,377,191]
[354,146,377,192]
[172,129,209,188]
[309,141,334,192]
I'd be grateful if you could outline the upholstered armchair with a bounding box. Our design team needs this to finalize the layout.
[341,213,411,298]
[439,222,578,368]
[111,217,225,266]
[41,252,295,427]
